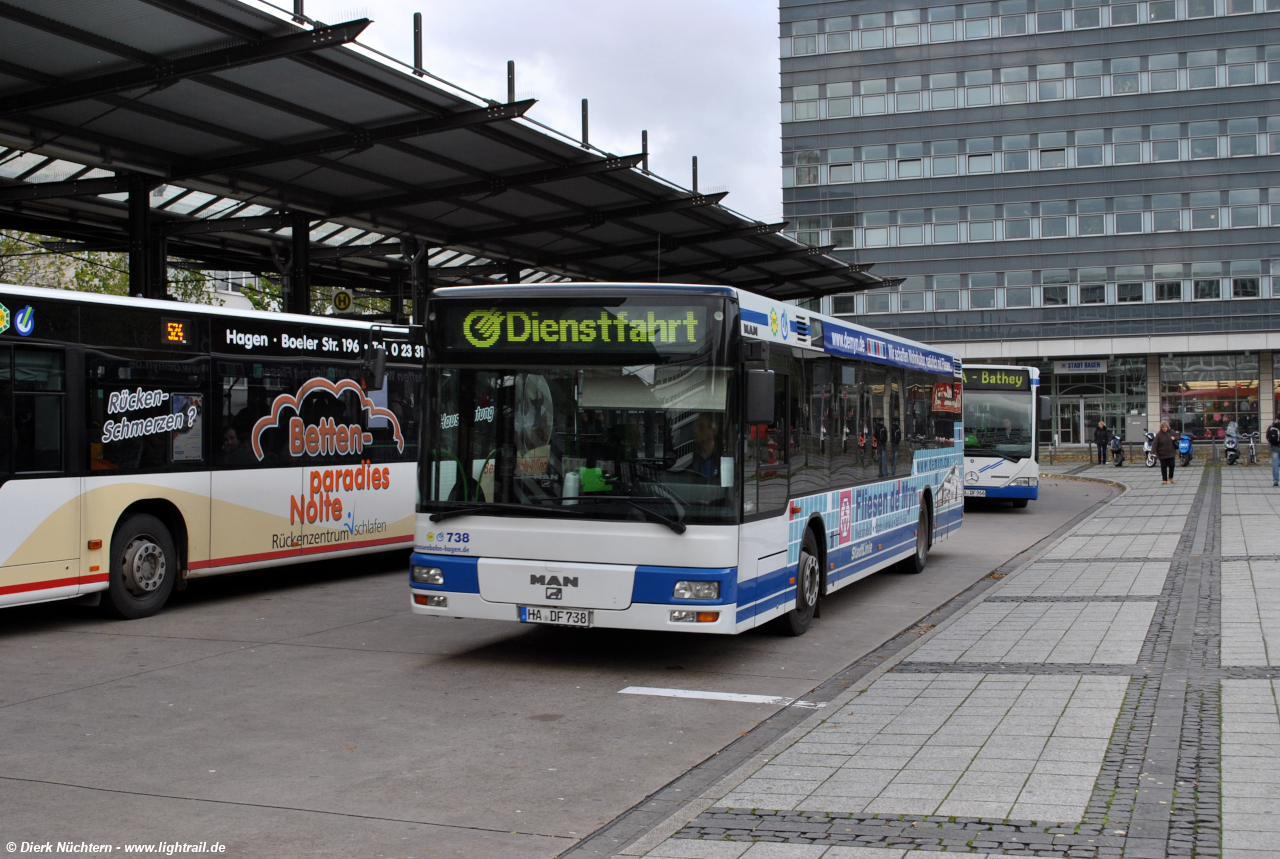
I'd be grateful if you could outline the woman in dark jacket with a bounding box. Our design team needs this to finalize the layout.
[1093,421,1110,465]
[1154,420,1179,484]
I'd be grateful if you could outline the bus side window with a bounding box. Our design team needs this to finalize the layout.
[14,348,63,473]
[0,346,10,476]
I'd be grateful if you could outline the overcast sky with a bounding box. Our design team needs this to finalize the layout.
[301,0,782,222]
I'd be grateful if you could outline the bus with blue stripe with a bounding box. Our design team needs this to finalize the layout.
[410,283,963,635]
[961,365,1043,508]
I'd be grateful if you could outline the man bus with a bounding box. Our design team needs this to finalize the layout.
[0,284,422,618]
[409,283,964,636]
[961,364,1044,508]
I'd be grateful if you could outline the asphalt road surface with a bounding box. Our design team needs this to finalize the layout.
[0,477,1110,858]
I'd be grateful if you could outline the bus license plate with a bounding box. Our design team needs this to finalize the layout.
[964,489,987,497]
[520,606,592,627]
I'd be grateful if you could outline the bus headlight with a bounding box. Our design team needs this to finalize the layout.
[412,566,444,585]
[1008,477,1038,487]
[673,581,719,600]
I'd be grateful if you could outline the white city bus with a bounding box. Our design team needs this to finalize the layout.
[409,283,964,635]
[961,365,1044,507]
[0,284,422,618]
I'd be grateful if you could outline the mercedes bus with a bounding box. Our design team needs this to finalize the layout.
[410,283,964,635]
[961,364,1044,507]
[0,284,422,618]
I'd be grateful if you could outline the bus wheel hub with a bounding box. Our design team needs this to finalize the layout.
[123,538,166,596]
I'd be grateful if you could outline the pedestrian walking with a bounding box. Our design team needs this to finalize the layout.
[1154,420,1179,484]
[1093,420,1110,466]
[1268,414,1280,487]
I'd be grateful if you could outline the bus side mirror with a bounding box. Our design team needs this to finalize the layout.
[1039,396,1051,417]
[361,345,388,391]
[746,370,775,424]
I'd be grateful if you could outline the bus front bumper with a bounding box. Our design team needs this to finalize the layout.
[409,590,741,633]
[966,484,1038,500]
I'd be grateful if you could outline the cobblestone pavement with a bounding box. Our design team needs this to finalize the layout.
[632,461,1280,858]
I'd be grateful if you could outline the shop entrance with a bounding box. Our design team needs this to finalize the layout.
[1056,400,1081,444]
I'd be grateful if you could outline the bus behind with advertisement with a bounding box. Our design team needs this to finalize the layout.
[962,364,1044,507]
[0,285,422,618]
[410,283,964,635]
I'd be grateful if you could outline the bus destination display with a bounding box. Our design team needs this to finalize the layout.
[962,368,1030,391]
[441,304,710,354]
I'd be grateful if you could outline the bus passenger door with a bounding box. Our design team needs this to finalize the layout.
[0,346,81,597]
[740,355,790,626]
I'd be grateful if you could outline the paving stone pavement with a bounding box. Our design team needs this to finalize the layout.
[635,461,1280,858]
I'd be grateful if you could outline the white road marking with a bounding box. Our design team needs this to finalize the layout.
[618,686,825,708]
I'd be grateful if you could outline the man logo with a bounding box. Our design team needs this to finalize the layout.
[463,309,504,348]
[529,574,578,587]
[546,587,563,600]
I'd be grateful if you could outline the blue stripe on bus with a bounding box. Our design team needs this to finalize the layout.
[409,553,480,593]
[740,308,769,326]
[633,566,737,605]
[975,485,1038,499]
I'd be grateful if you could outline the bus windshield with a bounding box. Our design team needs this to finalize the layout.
[964,389,1034,461]
[422,295,737,527]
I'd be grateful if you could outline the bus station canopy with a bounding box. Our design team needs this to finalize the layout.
[0,0,888,316]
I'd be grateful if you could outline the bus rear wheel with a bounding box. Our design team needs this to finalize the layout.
[899,501,932,575]
[103,514,177,619]
[781,530,821,636]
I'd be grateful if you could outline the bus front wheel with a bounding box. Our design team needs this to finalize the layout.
[103,514,177,619]
[782,530,821,636]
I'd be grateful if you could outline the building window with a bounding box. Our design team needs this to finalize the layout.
[900,292,926,312]
[898,158,923,178]
[1080,284,1106,304]
[970,288,997,309]
[1234,277,1261,298]
[935,290,961,310]
[865,227,889,246]
[865,293,890,313]
[864,161,888,181]
[930,21,955,40]
[796,166,819,185]
[1078,214,1105,235]
[968,221,995,241]
[967,86,992,106]
[1038,79,1065,100]
[1156,281,1182,301]
[1232,206,1260,227]
[1043,285,1069,305]
[1230,135,1258,156]
[1115,212,1144,233]
[831,229,854,248]
[1112,73,1140,95]
[965,18,991,38]
[794,101,819,121]
[1114,143,1142,163]
[1005,219,1031,239]
[1194,279,1221,299]
[967,154,994,173]
[1188,67,1217,88]
[861,95,885,114]
[829,164,853,183]
[1040,149,1067,169]
[1074,7,1101,27]
[861,29,885,49]
[1228,0,1255,12]
[1152,140,1180,161]
[827,98,852,117]
[1118,282,1144,302]
[1112,4,1139,24]
[1271,133,1280,154]
[1192,208,1220,229]
[1037,10,1063,30]
[897,91,922,111]
[1003,83,1028,103]
[1269,61,1280,82]
[1191,137,1218,159]
[1077,145,1104,167]
[1154,210,1181,231]
[793,36,817,55]
[934,223,959,242]
[899,225,924,244]
[1228,64,1257,86]
[1187,0,1216,16]
[1074,76,1102,98]
[1148,0,1177,20]
[1004,150,1030,171]
[825,31,851,52]
[932,89,957,109]
[1006,287,1032,307]
[933,155,958,174]
[896,25,920,44]
[1041,217,1068,237]
[1150,70,1178,92]
[1001,14,1027,35]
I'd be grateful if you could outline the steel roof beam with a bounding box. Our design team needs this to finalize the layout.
[164,213,294,237]
[173,99,536,181]
[329,153,643,218]
[633,244,837,279]
[0,18,371,117]
[0,175,129,202]
[526,221,788,268]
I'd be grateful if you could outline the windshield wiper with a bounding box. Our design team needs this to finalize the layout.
[964,447,1025,462]
[427,503,584,523]
[532,495,687,534]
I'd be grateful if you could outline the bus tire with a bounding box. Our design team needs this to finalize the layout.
[1011,499,1029,509]
[899,501,932,575]
[102,514,177,619]
[781,529,821,636]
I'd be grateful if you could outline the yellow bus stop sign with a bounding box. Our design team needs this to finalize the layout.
[333,289,353,313]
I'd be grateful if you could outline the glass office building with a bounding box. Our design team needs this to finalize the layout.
[780,0,1280,443]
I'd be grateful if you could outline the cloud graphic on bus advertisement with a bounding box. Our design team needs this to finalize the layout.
[250,378,404,461]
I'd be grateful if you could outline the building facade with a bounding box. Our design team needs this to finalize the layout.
[780,0,1280,444]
